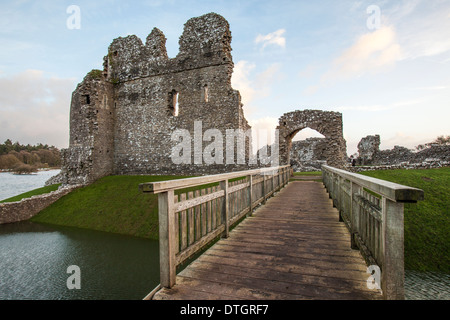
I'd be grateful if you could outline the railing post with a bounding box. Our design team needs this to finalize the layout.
[272,169,275,193]
[248,175,253,216]
[337,176,343,221]
[277,168,281,190]
[262,173,266,204]
[220,179,229,238]
[350,182,362,250]
[381,197,405,300]
[158,190,176,288]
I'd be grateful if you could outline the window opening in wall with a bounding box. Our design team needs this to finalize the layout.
[82,95,90,105]
[173,92,179,116]
[169,90,179,116]
[204,84,209,103]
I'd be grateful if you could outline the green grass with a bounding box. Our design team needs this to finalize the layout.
[31,175,191,241]
[1,184,61,203]
[360,167,450,273]
[293,171,322,176]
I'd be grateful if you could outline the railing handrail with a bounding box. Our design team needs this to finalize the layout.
[322,165,424,203]
[141,165,291,291]
[139,165,291,194]
[321,165,424,300]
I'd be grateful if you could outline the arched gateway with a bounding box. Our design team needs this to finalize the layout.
[277,109,347,168]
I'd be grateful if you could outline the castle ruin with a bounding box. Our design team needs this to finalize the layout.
[278,110,347,169]
[354,134,450,169]
[52,13,251,185]
[49,13,350,187]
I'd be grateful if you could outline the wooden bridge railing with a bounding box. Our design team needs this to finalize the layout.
[140,165,291,290]
[322,165,424,300]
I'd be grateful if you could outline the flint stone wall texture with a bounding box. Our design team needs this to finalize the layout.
[356,135,450,167]
[277,110,347,169]
[0,185,82,224]
[290,138,328,172]
[53,13,252,186]
[357,134,381,165]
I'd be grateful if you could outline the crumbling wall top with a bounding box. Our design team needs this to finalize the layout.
[104,12,233,83]
[178,13,232,62]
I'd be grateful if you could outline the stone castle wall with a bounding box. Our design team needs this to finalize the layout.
[290,138,328,172]
[0,185,81,224]
[277,110,347,169]
[53,13,252,186]
[355,134,450,168]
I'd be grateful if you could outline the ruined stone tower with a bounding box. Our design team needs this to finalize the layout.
[53,13,251,185]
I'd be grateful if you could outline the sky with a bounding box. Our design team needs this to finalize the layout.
[0,0,449,156]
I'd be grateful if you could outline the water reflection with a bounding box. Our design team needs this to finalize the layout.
[0,221,160,300]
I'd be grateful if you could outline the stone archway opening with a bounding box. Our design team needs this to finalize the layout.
[277,109,347,169]
[290,128,327,172]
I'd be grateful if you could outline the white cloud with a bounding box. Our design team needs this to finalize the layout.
[322,26,403,82]
[0,70,75,148]
[381,132,422,151]
[336,99,422,112]
[255,29,286,49]
[231,61,256,110]
[383,0,450,61]
[247,117,279,153]
[232,61,283,116]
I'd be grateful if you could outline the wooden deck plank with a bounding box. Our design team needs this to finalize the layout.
[153,181,382,300]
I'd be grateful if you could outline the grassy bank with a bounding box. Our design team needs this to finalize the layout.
[293,171,321,176]
[361,167,449,273]
[31,175,191,241]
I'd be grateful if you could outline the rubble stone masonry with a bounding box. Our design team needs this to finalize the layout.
[52,13,251,186]
[0,185,81,224]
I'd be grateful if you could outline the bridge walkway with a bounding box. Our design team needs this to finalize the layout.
[152,180,382,300]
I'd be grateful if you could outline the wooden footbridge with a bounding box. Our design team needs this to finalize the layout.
[140,165,423,300]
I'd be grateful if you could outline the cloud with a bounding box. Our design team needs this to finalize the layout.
[232,61,283,116]
[382,0,450,61]
[255,29,286,49]
[322,26,403,82]
[409,85,450,91]
[298,65,317,79]
[231,61,256,109]
[381,132,421,151]
[0,70,76,148]
[247,117,279,153]
[336,99,422,112]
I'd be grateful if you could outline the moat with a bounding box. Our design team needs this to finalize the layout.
[1,220,448,300]
[0,221,159,300]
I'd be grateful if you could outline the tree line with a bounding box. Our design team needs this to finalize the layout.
[0,139,61,174]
